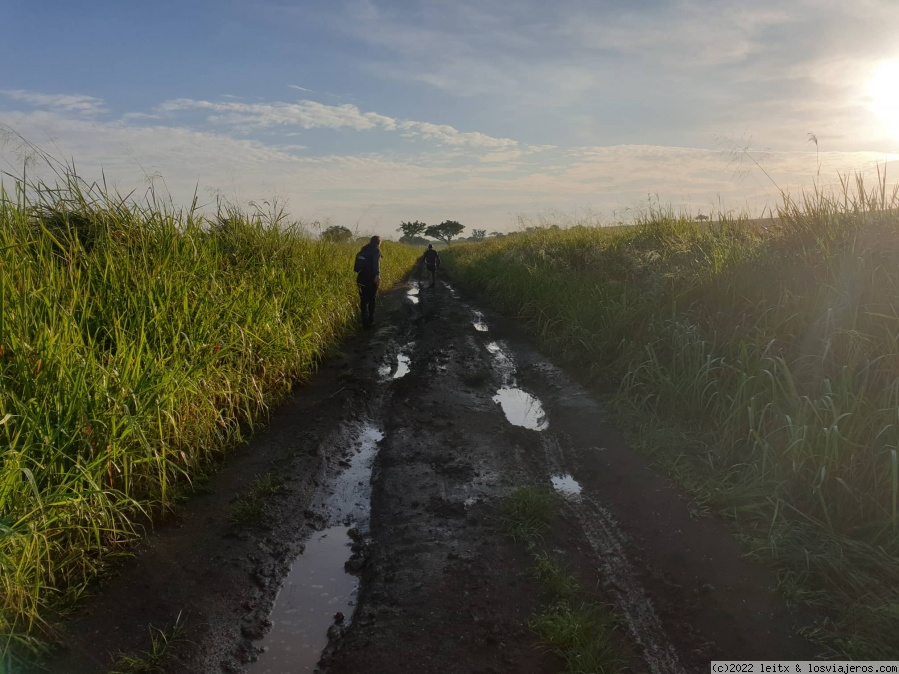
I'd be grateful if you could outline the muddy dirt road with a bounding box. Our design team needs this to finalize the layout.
[39,275,820,674]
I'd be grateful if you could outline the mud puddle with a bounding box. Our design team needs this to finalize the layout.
[485,340,549,431]
[406,283,420,304]
[492,386,549,430]
[485,340,514,379]
[249,424,383,673]
[550,473,583,497]
[247,527,355,673]
[378,342,414,381]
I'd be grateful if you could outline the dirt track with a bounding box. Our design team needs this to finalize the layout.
[38,274,820,674]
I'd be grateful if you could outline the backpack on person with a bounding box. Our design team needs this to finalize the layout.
[354,238,381,280]
[354,249,370,275]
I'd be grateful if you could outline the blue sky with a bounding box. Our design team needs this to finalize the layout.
[2,0,899,236]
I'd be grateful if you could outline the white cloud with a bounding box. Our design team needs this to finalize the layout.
[122,112,162,121]
[4,105,897,238]
[157,98,396,131]
[398,121,517,149]
[0,89,108,115]
[4,77,899,239]
[154,96,529,151]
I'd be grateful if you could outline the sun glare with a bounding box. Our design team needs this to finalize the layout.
[867,59,899,141]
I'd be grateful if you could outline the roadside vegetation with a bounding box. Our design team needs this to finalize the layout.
[229,473,286,525]
[502,487,624,673]
[108,611,185,674]
[0,164,420,665]
[447,172,899,659]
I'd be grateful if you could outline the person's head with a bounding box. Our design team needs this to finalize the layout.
[370,235,381,247]
[427,244,433,250]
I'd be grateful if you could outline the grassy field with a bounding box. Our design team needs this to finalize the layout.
[0,167,420,663]
[444,174,899,659]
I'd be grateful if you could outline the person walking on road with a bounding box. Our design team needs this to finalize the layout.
[423,244,441,288]
[354,235,382,328]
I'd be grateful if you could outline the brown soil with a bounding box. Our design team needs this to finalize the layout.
[34,274,821,674]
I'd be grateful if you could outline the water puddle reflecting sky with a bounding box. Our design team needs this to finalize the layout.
[551,473,583,497]
[248,424,383,673]
[394,352,411,378]
[321,426,383,524]
[249,527,356,674]
[486,341,549,430]
[486,341,515,385]
[406,284,420,305]
[378,343,414,381]
[492,386,549,431]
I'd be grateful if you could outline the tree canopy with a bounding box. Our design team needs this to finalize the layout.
[397,220,428,240]
[321,225,354,243]
[425,220,464,245]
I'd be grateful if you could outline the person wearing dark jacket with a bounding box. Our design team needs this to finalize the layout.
[354,235,382,328]
[423,244,441,288]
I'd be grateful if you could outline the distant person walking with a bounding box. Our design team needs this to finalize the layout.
[354,235,382,328]
[423,244,441,288]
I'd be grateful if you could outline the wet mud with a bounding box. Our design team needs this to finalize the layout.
[35,272,821,673]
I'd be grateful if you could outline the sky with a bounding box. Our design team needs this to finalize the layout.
[2,0,899,237]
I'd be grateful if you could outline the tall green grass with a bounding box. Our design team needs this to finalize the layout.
[444,174,899,658]
[0,165,419,661]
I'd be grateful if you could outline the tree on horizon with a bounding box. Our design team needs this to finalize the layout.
[397,220,428,240]
[321,225,353,243]
[425,220,464,245]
